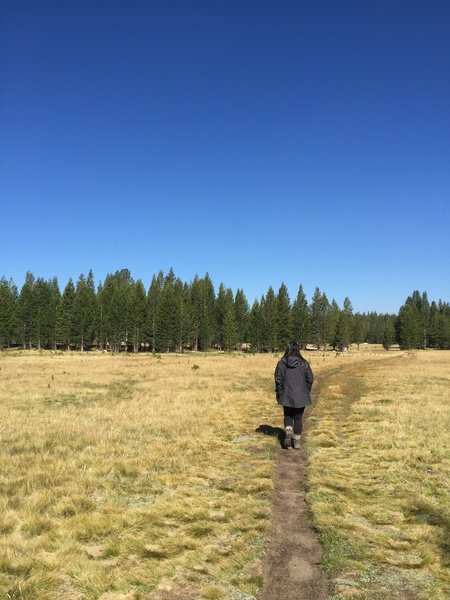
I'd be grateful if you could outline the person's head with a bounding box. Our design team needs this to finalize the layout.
[283,341,305,362]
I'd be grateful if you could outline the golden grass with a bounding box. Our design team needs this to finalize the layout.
[306,351,450,599]
[0,351,284,600]
[1,348,448,599]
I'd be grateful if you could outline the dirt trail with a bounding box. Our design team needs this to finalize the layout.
[258,440,327,600]
[257,372,340,600]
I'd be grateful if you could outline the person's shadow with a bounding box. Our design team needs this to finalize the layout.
[256,424,286,448]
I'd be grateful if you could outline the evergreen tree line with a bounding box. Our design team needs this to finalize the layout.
[0,270,448,352]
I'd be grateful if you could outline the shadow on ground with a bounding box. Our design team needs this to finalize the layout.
[256,424,286,448]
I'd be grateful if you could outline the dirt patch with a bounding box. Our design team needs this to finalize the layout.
[258,443,327,600]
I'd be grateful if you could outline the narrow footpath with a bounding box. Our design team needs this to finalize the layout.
[258,442,327,600]
[257,372,339,600]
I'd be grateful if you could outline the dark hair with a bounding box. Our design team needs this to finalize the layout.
[283,341,305,363]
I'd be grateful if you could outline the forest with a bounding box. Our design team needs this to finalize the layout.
[0,269,449,352]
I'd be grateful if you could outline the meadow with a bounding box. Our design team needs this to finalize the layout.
[306,349,450,599]
[0,349,449,599]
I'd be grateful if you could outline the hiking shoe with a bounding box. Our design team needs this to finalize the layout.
[283,426,293,448]
[292,436,301,449]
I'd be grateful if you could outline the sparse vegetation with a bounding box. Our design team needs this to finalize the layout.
[0,351,281,599]
[306,350,450,599]
[1,348,449,599]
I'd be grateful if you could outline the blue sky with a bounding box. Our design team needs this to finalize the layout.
[1,1,449,313]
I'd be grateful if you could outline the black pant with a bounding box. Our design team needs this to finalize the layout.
[283,406,305,436]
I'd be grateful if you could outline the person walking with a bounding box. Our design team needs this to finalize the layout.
[274,342,314,449]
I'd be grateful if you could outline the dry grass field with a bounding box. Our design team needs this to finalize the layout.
[0,348,449,599]
[306,349,450,599]
[0,351,282,600]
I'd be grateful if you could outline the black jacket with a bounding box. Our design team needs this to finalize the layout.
[274,356,314,408]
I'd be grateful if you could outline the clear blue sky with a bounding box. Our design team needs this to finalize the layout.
[1,1,449,313]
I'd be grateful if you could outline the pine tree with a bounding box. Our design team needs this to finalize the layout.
[382,316,396,350]
[59,279,76,350]
[292,285,310,348]
[335,297,353,351]
[48,277,61,350]
[439,302,450,349]
[326,299,341,350]
[190,274,216,352]
[200,273,216,350]
[0,277,17,349]
[147,271,164,352]
[172,278,186,352]
[277,283,292,349]
[419,291,430,349]
[103,270,133,352]
[397,298,421,349]
[129,279,147,352]
[352,313,366,349]
[430,301,450,349]
[73,270,97,351]
[153,270,189,353]
[95,281,105,350]
[310,287,329,349]
[33,277,55,349]
[216,283,240,350]
[216,283,228,350]
[234,288,249,349]
[262,287,278,351]
[156,272,179,352]
[367,312,385,343]
[17,272,36,349]
[98,276,113,350]
[176,280,193,351]
[222,288,238,351]
[247,299,263,352]
[190,275,202,352]
[428,301,439,348]
[405,290,431,349]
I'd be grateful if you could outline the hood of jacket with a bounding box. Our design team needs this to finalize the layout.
[282,356,301,368]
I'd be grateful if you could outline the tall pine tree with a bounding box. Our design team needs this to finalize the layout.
[216,283,228,350]
[156,271,179,352]
[397,297,421,349]
[222,288,238,351]
[73,271,97,351]
[381,315,396,350]
[326,299,341,350]
[234,288,249,349]
[248,299,263,352]
[48,277,61,350]
[129,279,147,352]
[17,272,36,349]
[147,271,164,352]
[277,283,292,349]
[335,297,353,351]
[352,313,366,349]
[58,279,76,350]
[310,287,329,349]
[292,285,310,348]
[0,277,17,349]
[262,287,278,351]
[200,273,216,350]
